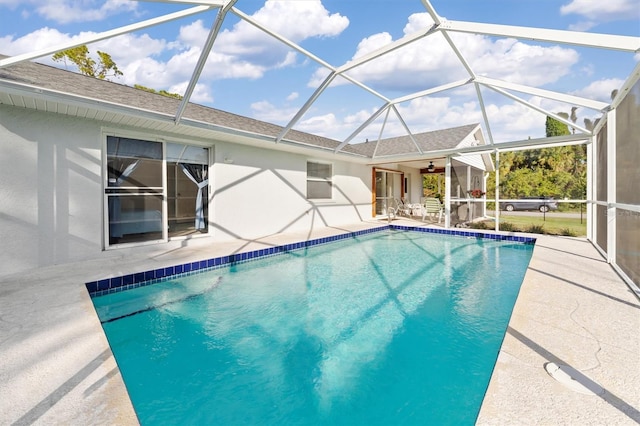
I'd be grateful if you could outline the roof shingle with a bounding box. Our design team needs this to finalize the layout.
[0,56,478,159]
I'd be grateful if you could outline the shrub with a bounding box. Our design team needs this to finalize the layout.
[499,222,517,232]
[470,221,489,229]
[525,224,545,234]
[560,228,577,237]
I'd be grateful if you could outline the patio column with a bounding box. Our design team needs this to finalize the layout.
[606,109,617,264]
[495,151,500,232]
[586,135,594,241]
[444,156,451,228]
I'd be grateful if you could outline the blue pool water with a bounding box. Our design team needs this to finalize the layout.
[92,230,534,425]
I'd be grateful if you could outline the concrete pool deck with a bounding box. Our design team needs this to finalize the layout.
[1,219,638,425]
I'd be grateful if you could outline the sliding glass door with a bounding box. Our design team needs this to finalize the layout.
[374,169,403,217]
[105,136,210,248]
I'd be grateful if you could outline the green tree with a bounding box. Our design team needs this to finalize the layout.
[488,113,587,203]
[134,84,183,100]
[545,114,571,137]
[52,45,123,80]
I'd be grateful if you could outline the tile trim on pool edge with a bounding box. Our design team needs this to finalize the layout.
[85,225,536,297]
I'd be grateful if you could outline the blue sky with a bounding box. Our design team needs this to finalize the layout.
[1,0,638,143]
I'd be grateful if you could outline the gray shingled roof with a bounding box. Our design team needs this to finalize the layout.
[0,56,476,159]
[348,123,479,157]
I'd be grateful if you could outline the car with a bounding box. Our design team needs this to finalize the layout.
[500,196,558,212]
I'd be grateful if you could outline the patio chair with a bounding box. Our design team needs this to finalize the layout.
[394,198,414,218]
[383,198,398,219]
[421,197,444,223]
[386,198,400,219]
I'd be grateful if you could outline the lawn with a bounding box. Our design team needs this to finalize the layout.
[474,214,587,237]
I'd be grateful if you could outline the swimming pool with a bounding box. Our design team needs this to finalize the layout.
[91,228,534,425]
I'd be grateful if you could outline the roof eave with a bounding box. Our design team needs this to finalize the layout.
[0,78,374,161]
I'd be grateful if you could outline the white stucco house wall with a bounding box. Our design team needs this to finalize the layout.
[0,57,492,279]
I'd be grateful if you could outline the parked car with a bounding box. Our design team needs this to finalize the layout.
[500,197,558,212]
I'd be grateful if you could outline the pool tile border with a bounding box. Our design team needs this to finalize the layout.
[86,225,535,297]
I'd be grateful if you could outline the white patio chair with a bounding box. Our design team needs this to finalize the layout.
[395,198,413,218]
[421,197,444,223]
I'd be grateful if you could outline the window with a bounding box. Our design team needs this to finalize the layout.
[104,135,209,247]
[307,161,332,199]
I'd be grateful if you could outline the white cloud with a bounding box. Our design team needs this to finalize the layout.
[357,96,483,140]
[287,95,477,142]
[250,0,348,41]
[308,68,331,87]
[286,92,299,102]
[273,106,379,140]
[250,100,298,124]
[0,27,71,56]
[0,26,165,59]
[343,108,379,127]
[331,14,461,89]
[0,0,21,7]
[296,113,341,136]
[0,28,168,85]
[398,97,455,125]
[169,81,213,104]
[293,94,546,143]
[203,0,348,77]
[356,90,592,143]
[560,0,640,21]
[3,0,349,90]
[351,31,395,59]
[120,56,172,88]
[567,21,597,31]
[275,51,297,69]
[485,101,546,142]
[1,0,347,103]
[571,78,625,102]
[299,9,613,142]
[12,0,140,24]
[579,63,595,77]
[175,19,210,48]
[95,33,166,65]
[466,37,580,86]
[475,92,611,143]
[561,0,640,30]
[178,1,348,82]
[310,12,579,92]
